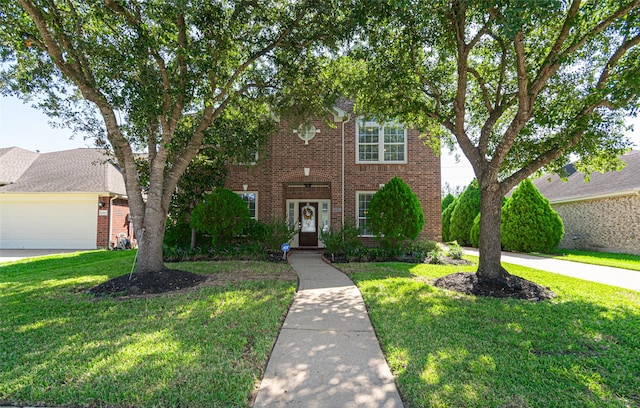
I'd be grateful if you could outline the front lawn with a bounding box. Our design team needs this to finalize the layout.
[545,249,640,272]
[338,261,640,408]
[0,251,296,408]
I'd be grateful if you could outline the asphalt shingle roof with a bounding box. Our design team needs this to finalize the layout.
[0,148,127,195]
[0,147,39,185]
[533,150,640,203]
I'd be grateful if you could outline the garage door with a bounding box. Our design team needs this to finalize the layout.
[0,194,98,249]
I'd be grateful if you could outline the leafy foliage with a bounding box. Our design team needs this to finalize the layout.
[441,197,458,242]
[449,179,480,246]
[190,188,251,246]
[320,219,364,260]
[368,177,425,249]
[501,179,564,253]
[441,193,455,212]
[0,1,354,274]
[342,0,639,280]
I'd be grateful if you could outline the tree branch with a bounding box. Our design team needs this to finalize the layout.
[467,67,493,114]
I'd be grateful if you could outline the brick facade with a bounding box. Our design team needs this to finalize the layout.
[96,196,132,249]
[553,194,640,255]
[225,112,442,247]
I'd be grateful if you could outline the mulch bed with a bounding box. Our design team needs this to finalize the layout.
[88,267,297,299]
[89,269,207,297]
[433,272,556,301]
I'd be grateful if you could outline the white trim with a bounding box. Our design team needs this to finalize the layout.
[286,199,331,248]
[356,191,376,237]
[235,191,258,220]
[355,119,408,164]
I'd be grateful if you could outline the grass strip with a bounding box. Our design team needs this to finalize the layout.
[338,260,640,408]
[0,251,296,408]
[540,249,640,272]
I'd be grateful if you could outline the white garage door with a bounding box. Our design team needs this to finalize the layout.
[0,194,98,249]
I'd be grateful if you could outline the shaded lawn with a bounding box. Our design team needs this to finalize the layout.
[544,249,640,272]
[0,251,296,408]
[338,260,640,408]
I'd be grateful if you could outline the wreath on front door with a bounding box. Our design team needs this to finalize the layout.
[302,206,314,220]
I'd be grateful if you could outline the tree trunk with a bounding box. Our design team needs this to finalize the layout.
[134,207,168,275]
[476,181,510,282]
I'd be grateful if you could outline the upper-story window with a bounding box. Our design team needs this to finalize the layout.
[356,120,407,163]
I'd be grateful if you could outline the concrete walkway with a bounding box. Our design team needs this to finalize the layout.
[253,252,403,408]
[464,248,640,291]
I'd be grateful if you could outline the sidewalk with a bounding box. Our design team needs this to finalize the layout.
[464,248,640,291]
[253,252,403,408]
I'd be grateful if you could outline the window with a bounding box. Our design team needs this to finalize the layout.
[357,192,375,236]
[357,120,407,163]
[236,192,257,220]
[232,152,259,165]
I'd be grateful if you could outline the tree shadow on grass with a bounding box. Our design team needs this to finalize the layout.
[348,263,640,408]
[0,255,297,408]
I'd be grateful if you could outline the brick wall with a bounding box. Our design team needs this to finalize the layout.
[95,197,132,249]
[553,193,640,255]
[225,113,442,243]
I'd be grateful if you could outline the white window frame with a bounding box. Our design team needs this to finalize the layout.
[356,120,408,164]
[233,152,259,166]
[236,191,258,220]
[356,191,376,237]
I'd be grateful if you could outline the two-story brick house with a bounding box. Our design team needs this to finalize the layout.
[225,101,442,248]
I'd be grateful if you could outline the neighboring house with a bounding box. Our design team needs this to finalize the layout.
[533,150,640,255]
[0,147,131,250]
[225,101,442,248]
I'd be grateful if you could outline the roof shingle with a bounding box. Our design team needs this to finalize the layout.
[533,150,640,203]
[0,148,127,195]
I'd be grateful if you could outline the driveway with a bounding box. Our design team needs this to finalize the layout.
[464,248,640,291]
[0,249,88,265]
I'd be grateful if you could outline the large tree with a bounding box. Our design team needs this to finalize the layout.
[347,0,639,285]
[0,0,349,275]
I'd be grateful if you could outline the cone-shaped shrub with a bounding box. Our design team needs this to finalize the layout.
[368,176,425,249]
[442,193,455,212]
[190,188,251,245]
[501,179,564,253]
[441,198,457,242]
[449,179,480,246]
[469,213,481,248]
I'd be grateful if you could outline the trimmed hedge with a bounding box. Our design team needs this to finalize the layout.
[501,179,564,253]
[368,176,425,249]
[449,179,480,246]
[190,188,251,245]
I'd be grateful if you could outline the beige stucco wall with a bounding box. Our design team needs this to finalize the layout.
[553,193,640,255]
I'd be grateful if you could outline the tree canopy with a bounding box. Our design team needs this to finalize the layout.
[344,0,639,285]
[0,0,353,275]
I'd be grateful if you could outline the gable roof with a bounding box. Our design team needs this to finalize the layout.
[0,147,40,185]
[533,150,640,203]
[0,148,127,195]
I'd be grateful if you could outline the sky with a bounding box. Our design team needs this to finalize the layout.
[1,95,639,190]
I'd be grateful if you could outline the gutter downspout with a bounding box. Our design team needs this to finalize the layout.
[341,113,351,227]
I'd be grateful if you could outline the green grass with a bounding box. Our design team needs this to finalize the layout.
[0,251,296,408]
[338,260,640,408]
[540,249,640,272]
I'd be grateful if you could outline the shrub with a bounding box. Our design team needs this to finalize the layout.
[320,219,364,261]
[190,188,251,246]
[259,217,297,252]
[441,198,458,242]
[368,176,425,249]
[447,240,464,259]
[501,179,564,253]
[449,179,480,246]
[469,214,481,248]
[428,243,445,264]
[442,193,455,212]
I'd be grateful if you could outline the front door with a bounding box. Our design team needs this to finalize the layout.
[299,202,318,247]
